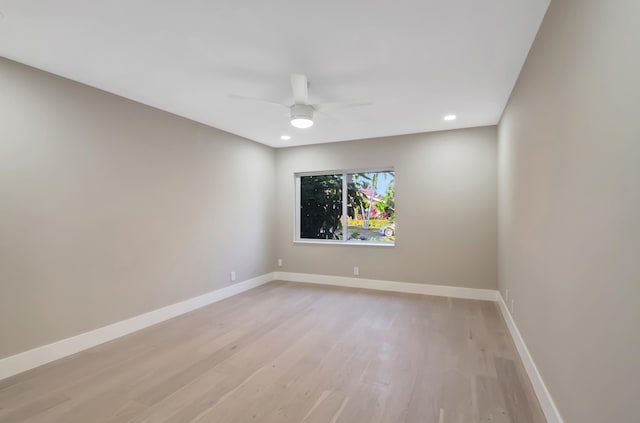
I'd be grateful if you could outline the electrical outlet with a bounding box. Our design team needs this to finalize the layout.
[230,271,236,282]
[505,288,509,301]
[277,258,283,267]
[510,299,515,314]
[353,266,360,276]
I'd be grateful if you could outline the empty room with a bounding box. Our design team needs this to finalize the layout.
[0,1,638,422]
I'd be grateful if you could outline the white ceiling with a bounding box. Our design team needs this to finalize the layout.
[0,0,549,148]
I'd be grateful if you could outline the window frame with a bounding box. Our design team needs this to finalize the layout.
[294,167,395,247]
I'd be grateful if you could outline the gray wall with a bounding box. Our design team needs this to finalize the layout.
[498,1,640,422]
[0,58,277,359]
[275,127,498,289]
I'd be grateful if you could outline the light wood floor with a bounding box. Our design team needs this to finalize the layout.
[0,281,546,423]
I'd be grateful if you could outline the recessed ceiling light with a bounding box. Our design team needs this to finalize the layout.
[280,135,291,140]
[444,114,457,121]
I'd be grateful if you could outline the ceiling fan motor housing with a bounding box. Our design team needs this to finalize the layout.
[291,104,314,121]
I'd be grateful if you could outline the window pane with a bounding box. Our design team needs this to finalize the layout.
[347,171,395,243]
[300,174,343,239]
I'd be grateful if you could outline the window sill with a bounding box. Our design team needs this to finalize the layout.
[294,239,395,247]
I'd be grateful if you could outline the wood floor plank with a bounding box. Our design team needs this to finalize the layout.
[475,375,510,423]
[0,393,70,423]
[0,282,546,423]
[494,357,546,423]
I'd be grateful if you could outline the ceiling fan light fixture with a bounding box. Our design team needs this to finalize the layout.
[291,117,314,129]
[290,104,314,129]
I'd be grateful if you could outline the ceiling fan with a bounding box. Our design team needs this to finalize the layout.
[230,74,371,129]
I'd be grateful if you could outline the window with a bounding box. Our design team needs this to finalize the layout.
[296,169,395,245]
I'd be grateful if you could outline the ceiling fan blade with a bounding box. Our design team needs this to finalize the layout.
[313,109,339,123]
[228,94,287,108]
[291,74,309,105]
[314,101,373,111]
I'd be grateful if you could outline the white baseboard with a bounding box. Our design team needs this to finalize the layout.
[497,292,564,423]
[274,272,498,301]
[0,273,275,381]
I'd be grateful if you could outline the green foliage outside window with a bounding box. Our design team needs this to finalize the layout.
[300,174,343,239]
